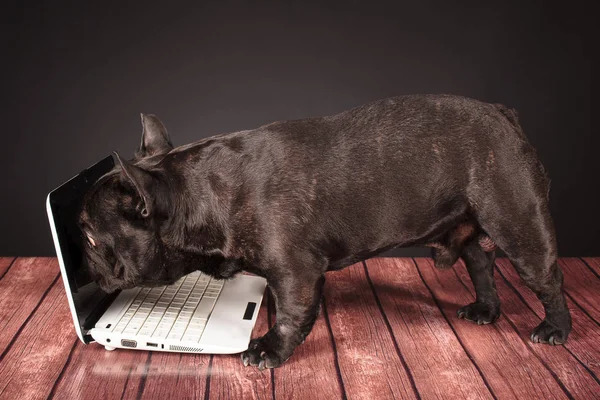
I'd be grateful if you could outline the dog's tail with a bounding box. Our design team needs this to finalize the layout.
[494,103,551,201]
[494,104,525,139]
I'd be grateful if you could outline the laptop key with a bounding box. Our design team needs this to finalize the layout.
[139,328,154,337]
[168,332,184,340]
[182,335,200,343]
[153,329,168,339]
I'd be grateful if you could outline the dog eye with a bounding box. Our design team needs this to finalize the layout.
[86,234,96,247]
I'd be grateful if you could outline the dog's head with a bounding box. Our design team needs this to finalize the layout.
[78,114,180,292]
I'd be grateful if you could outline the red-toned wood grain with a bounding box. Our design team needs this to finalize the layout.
[0,277,76,400]
[272,292,345,399]
[49,340,149,400]
[0,257,16,279]
[324,262,418,400]
[207,292,273,400]
[0,257,59,357]
[2,257,599,400]
[559,258,600,323]
[365,258,493,399]
[494,258,600,390]
[416,258,570,399]
[582,257,600,276]
[133,350,211,399]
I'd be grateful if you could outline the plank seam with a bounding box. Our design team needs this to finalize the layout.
[321,297,348,400]
[558,259,600,327]
[119,360,134,400]
[0,272,60,363]
[578,257,600,281]
[490,263,584,397]
[563,291,600,328]
[0,257,17,281]
[265,289,275,400]
[135,352,152,400]
[362,261,421,400]
[411,258,498,400]
[46,337,79,399]
[204,355,214,400]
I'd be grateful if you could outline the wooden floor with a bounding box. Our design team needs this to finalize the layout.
[0,257,599,400]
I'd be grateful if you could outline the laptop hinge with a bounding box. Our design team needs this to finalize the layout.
[83,332,94,344]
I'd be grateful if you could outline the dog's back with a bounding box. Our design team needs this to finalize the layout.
[232,95,540,262]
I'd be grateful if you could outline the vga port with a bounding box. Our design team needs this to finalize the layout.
[121,339,137,348]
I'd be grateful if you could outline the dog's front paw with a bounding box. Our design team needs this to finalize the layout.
[457,302,500,325]
[530,320,569,345]
[241,336,286,369]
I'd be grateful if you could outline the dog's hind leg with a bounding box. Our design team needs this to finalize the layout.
[457,239,500,324]
[507,242,571,345]
[474,195,571,345]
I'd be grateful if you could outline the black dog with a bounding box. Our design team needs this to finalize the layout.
[79,95,572,369]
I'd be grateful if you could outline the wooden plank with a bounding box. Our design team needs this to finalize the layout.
[0,257,16,280]
[208,291,273,400]
[2,257,596,400]
[494,258,600,391]
[424,257,584,399]
[559,258,600,323]
[365,258,493,399]
[0,277,77,400]
[0,257,60,357]
[48,340,149,400]
[581,257,600,277]
[273,289,344,399]
[135,351,211,400]
[323,262,417,400]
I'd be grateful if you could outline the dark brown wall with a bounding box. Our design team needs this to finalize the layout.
[1,0,597,256]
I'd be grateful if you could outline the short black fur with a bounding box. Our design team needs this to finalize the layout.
[79,95,572,368]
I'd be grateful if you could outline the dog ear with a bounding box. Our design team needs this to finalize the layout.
[136,113,173,158]
[113,151,155,217]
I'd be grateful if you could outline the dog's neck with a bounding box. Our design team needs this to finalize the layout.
[156,168,232,256]
[148,139,256,265]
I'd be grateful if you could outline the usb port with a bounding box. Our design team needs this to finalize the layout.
[146,342,158,347]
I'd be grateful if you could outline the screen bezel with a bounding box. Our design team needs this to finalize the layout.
[46,155,120,344]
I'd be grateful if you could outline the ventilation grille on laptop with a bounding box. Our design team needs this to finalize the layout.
[169,345,204,352]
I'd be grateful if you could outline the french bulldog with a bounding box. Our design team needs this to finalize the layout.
[78,94,572,369]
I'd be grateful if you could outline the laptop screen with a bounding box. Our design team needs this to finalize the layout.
[47,155,120,343]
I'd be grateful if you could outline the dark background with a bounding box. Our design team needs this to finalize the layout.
[2,0,597,256]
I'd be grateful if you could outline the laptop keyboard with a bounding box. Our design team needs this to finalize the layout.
[111,271,224,343]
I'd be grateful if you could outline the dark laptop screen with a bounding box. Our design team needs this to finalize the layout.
[47,155,119,343]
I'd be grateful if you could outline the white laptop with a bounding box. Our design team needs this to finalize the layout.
[46,155,267,354]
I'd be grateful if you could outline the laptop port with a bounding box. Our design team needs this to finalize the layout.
[146,342,158,347]
[121,339,137,348]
